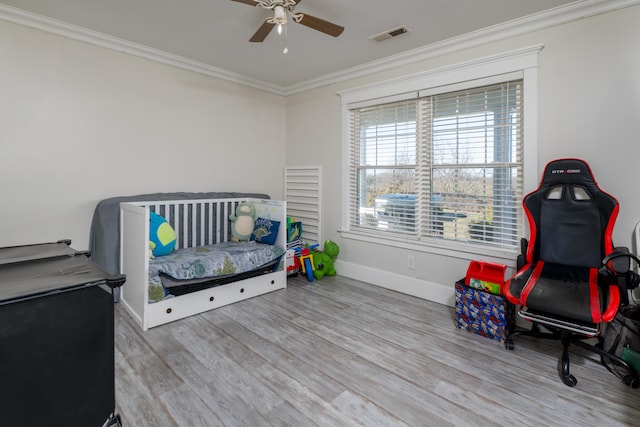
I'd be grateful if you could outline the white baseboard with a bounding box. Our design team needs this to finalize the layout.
[334,260,455,307]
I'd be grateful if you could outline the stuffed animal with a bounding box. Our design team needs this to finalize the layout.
[313,240,340,279]
[149,212,176,257]
[229,201,257,242]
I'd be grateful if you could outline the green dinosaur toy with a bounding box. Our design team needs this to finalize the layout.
[313,240,340,280]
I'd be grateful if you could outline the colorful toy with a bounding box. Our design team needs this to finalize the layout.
[149,212,176,257]
[464,260,506,295]
[295,243,319,282]
[312,240,340,280]
[287,217,302,243]
[229,201,257,242]
[285,248,301,276]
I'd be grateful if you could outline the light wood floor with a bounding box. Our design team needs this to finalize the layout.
[114,275,640,426]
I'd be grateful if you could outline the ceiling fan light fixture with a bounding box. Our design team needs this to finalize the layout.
[273,5,287,25]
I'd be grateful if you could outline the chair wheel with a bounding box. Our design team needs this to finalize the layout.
[622,375,640,388]
[562,374,577,387]
[505,339,514,350]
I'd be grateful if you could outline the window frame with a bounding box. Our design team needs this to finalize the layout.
[338,46,541,263]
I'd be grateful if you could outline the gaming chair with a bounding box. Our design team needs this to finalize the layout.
[504,158,639,387]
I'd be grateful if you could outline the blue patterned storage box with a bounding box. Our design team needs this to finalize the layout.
[455,280,515,343]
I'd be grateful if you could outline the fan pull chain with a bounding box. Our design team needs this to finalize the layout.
[282,24,288,54]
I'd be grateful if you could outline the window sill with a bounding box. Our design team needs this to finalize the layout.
[339,229,518,266]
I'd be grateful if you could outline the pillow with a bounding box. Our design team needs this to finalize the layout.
[251,217,280,245]
[149,212,176,257]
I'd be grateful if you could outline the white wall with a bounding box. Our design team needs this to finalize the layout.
[0,20,286,250]
[285,6,640,305]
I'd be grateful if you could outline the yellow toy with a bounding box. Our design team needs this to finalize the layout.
[297,243,319,282]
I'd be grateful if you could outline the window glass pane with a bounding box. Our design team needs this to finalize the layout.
[352,99,418,235]
[430,167,519,246]
[361,123,416,166]
[359,104,416,167]
[375,193,416,233]
[433,112,495,165]
[356,168,417,233]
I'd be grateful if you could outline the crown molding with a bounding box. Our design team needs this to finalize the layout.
[0,4,287,95]
[2,0,638,97]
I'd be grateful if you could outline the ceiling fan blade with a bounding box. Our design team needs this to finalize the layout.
[250,20,276,42]
[231,0,260,6]
[231,0,301,5]
[297,13,344,37]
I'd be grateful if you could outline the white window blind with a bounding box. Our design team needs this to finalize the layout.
[348,79,524,250]
[349,100,418,236]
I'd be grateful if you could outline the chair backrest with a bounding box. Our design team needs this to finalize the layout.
[634,222,640,268]
[632,223,640,303]
[523,158,618,268]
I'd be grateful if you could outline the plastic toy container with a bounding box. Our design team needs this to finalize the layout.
[464,260,506,295]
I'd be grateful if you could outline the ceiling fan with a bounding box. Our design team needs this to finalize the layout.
[232,0,344,43]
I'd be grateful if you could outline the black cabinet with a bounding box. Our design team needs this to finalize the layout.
[0,241,125,427]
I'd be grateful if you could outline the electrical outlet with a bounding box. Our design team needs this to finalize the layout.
[407,254,415,269]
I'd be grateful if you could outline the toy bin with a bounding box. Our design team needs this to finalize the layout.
[455,280,515,343]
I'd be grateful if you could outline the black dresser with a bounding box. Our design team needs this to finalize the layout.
[0,240,125,427]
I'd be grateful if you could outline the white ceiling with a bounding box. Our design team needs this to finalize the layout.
[0,0,593,92]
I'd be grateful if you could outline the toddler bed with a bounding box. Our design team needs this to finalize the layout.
[120,197,286,330]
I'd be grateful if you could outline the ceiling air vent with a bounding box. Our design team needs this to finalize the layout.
[370,26,410,42]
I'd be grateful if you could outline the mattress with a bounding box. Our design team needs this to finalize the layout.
[148,241,284,302]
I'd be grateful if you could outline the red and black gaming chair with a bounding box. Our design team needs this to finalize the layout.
[504,158,639,387]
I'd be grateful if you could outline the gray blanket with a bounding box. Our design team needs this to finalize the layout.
[88,192,269,275]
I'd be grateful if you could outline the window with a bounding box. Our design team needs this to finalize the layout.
[347,79,524,250]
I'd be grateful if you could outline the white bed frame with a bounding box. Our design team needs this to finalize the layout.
[119,197,287,330]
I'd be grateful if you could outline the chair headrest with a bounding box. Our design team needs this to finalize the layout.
[539,158,597,188]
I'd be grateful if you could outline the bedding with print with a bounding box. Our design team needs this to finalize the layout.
[147,241,284,302]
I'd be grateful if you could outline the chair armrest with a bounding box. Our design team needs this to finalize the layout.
[601,247,640,306]
[516,238,528,271]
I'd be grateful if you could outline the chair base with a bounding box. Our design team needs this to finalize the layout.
[506,309,639,388]
[519,306,600,336]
